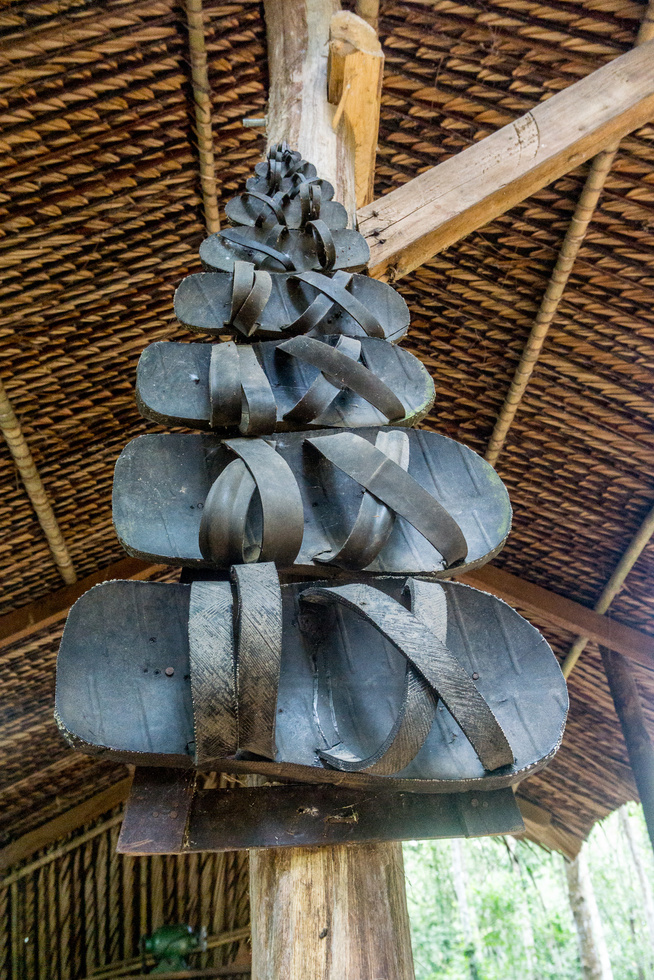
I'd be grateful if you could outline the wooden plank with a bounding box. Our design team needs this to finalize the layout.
[118,772,523,854]
[327,11,384,208]
[457,565,654,671]
[0,778,132,874]
[118,769,195,855]
[0,556,165,650]
[359,42,654,281]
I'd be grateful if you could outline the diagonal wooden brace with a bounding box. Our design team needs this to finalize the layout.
[359,42,654,281]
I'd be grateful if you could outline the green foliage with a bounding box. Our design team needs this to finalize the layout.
[404,804,654,980]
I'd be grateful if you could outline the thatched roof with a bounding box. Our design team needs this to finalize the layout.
[1,0,654,858]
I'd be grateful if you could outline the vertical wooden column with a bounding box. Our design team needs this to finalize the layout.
[250,4,415,978]
[600,646,654,850]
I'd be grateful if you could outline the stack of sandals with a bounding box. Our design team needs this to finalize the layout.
[56,143,568,799]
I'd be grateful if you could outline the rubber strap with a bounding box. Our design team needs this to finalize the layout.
[220,228,296,271]
[237,346,277,435]
[306,431,469,568]
[199,439,304,567]
[306,219,336,271]
[286,271,353,335]
[209,342,241,427]
[301,581,514,773]
[278,335,405,423]
[228,261,272,337]
[299,182,321,225]
[313,430,410,569]
[189,581,238,764]
[281,336,362,425]
[239,190,287,227]
[232,563,282,760]
[292,271,385,338]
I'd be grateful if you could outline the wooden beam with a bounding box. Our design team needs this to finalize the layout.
[4,554,654,672]
[327,11,383,208]
[0,777,132,874]
[264,0,356,220]
[358,42,654,282]
[259,4,415,979]
[457,565,654,672]
[0,556,165,651]
[600,647,654,851]
[484,0,654,466]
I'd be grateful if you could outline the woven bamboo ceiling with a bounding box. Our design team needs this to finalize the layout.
[1,0,654,856]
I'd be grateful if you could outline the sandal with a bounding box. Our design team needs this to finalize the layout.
[113,427,511,574]
[136,336,435,434]
[174,264,410,342]
[250,142,317,193]
[55,566,567,792]
[198,222,369,274]
[225,180,348,231]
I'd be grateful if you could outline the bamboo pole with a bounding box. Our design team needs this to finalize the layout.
[484,0,654,468]
[185,0,221,235]
[0,378,76,585]
[252,4,415,978]
[561,501,654,678]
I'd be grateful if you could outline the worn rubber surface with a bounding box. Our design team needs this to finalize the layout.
[113,427,512,575]
[55,577,567,792]
[136,337,435,432]
[174,270,410,342]
[199,226,369,274]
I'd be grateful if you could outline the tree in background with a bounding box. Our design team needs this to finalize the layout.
[404,804,654,980]
[565,849,613,980]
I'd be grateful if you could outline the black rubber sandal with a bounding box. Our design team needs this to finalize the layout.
[174,264,410,342]
[249,142,317,194]
[225,180,348,231]
[55,566,567,792]
[136,336,435,434]
[113,427,511,574]
[199,222,369,274]
[175,262,410,342]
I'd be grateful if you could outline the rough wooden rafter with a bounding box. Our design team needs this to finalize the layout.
[358,42,654,282]
[0,379,76,586]
[4,556,654,669]
[484,0,654,466]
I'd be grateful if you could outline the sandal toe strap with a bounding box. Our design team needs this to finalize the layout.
[221,228,296,272]
[301,580,514,775]
[278,335,405,424]
[228,260,273,336]
[293,270,386,338]
[307,430,469,568]
[199,437,304,567]
[210,342,277,435]
[189,564,282,765]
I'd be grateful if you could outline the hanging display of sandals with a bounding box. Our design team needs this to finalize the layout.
[55,143,568,844]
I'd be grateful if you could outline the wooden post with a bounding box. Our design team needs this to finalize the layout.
[600,646,654,851]
[251,4,415,977]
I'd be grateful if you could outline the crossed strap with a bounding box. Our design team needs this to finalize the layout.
[188,567,514,774]
[219,220,339,273]
[237,180,324,229]
[208,335,406,435]
[198,431,468,570]
[223,263,385,339]
[301,580,514,774]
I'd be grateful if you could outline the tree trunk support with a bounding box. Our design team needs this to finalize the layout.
[252,3,414,977]
[600,646,654,852]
